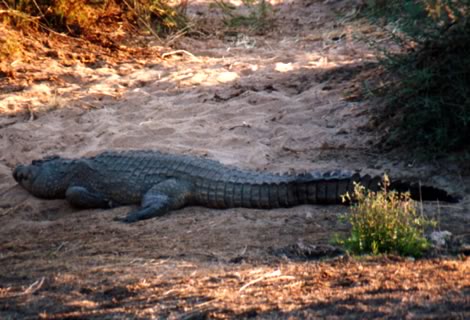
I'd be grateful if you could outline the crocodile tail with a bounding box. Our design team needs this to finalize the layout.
[296,171,370,205]
[216,172,458,209]
[297,172,458,205]
[389,180,459,203]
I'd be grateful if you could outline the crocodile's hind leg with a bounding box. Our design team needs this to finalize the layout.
[66,186,115,209]
[122,179,193,223]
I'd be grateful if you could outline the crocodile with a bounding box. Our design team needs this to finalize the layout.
[12,150,457,223]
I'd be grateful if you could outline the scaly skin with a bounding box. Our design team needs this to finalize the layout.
[12,150,457,222]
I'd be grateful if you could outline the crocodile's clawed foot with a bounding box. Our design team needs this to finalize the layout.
[123,215,140,223]
[113,215,137,223]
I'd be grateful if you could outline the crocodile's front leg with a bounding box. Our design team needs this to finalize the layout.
[122,179,193,223]
[66,186,116,209]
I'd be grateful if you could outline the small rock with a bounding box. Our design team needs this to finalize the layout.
[216,71,239,83]
[429,230,452,247]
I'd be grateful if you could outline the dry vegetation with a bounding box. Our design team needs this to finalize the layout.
[1,257,468,319]
[0,0,187,115]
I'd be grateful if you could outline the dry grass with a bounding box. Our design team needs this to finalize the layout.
[0,13,165,116]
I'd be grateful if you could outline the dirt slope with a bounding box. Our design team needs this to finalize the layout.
[0,0,469,318]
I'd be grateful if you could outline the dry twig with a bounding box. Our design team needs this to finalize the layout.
[6,277,46,298]
[161,49,199,60]
[239,269,282,292]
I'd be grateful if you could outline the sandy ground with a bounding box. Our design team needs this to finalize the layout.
[0,0,469,318]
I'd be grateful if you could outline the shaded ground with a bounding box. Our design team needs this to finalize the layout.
[1,257,468,319]
[0,0,469,319]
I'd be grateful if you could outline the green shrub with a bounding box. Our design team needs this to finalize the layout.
[335,176,435,257]
[365,0,470,154]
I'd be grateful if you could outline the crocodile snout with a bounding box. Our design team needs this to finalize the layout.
[13,165,30,183]
[13,165,22,182]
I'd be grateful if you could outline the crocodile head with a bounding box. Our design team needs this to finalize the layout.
[13,156,71,199]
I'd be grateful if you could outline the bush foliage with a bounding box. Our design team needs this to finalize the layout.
[366,0,470,154]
